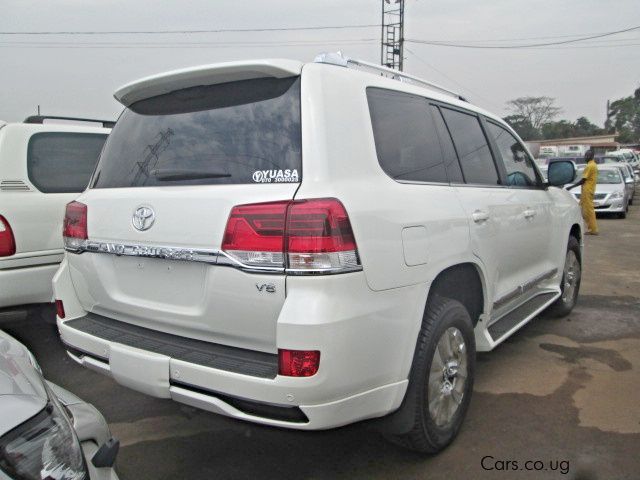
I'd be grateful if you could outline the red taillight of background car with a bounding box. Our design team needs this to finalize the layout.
[0,215,16,257]
[278,349,320,377]
[222,198,360,273]
[55,300,65,319]
[63,201,88,250]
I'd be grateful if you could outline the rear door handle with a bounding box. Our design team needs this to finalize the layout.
[471,210,490,223]
[524,209,536,219]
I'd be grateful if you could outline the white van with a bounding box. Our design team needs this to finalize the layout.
[53,54,583,453]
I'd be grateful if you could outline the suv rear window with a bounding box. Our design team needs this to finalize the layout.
[92,76,301,188]
[27,132,107,193]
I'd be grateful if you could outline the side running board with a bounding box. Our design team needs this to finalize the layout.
[488,292,559,341]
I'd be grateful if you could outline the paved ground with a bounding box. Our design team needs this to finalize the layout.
[1,203,639,480]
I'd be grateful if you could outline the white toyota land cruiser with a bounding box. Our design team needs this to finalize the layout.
[53,54,583,453]
[0,116,110,309]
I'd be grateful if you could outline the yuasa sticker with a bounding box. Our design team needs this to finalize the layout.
[252,169,299,183]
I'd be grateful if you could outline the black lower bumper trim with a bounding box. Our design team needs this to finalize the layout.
[64,313,278,379]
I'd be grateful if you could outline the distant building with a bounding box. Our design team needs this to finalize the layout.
[526,133,619,158]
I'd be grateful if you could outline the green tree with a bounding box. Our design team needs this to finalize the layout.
[573,116,605,137]
[540,118,604,139]
[606,86,640,143]
[503,114,540,140]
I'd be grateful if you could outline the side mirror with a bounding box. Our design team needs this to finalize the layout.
[547,160,576,187]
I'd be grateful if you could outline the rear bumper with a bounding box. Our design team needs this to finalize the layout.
[0,263,58,308]
[54,258,428,430]
[59,320,408,430]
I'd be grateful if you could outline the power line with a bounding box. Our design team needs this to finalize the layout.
[0,39,378,50]
[404,47,503,111]
[406,24,640,49]
[0,37,377,46]
[0,24,380,35]
[410,29,640,43]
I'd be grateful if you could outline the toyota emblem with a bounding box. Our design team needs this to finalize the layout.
[132,206,155,231]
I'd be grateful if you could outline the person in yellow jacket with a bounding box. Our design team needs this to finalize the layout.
[567,150,598,235]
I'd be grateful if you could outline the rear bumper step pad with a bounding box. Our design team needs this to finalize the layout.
[64,313,278,379]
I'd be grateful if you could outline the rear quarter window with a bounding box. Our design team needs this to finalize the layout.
[92,76,301,188]
[27,132,108,193]
[366,88,449,184]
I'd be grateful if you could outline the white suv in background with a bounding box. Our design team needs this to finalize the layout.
[0,117,110,309]
[53,54,583,453]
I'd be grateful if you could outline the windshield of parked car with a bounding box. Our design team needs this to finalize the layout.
[91,76,301,188]
[597,170,622,184]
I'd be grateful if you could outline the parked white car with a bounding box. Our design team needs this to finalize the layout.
[53,54,583,453]
[569,165,629,218]
[0,117,110,308]
[0,329,119,479]
[599,156,636,203]
[610,148,639,171]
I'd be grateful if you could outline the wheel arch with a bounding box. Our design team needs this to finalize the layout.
[569,223,582,262]
[426,263,486,327]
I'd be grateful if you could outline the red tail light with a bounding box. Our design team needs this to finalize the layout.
[278,349,320,377]
[63,201,88,250]
[222,198,360,273]
[0,215,16,257]
[55,300,65,319]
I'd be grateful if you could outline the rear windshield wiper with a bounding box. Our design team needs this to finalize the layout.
[151,168,232,181]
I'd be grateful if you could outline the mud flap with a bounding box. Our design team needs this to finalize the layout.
[109,343,171,398]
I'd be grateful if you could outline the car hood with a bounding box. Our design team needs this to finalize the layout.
[0,330,47,436]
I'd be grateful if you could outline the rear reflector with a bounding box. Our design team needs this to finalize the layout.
[55,300,65,319]
[278,349,320,377]
[0,215,16,257]
[222,198,361,274]
[63,201,88,251]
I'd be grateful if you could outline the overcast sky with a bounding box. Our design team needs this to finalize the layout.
[1,0,639,125]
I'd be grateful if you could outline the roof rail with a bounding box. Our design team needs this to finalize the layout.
[314,52,467,102]
[24,115,115,129]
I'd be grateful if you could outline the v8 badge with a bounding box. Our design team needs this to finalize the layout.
[256,283,276,293]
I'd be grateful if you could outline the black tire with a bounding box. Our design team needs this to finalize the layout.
[547,236,581,317]
[387,295,475,453]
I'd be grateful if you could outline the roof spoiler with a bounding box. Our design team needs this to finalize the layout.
[114,59,303,107]
[24,116,114,129]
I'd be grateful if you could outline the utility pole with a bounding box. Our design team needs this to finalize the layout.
[381,0,405,71]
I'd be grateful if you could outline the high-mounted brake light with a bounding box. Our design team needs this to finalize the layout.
[0,215,16,257]
[222,198,361,274]
[278,349,320,377]
[63,201,88,251]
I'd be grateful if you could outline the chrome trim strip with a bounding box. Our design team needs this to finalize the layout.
[65,239,362,275]
[492,268,558,310]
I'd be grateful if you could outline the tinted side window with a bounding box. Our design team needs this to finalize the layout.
[430,106,464,183]
[367,88,448,183]
[27,133,107,193]
[440,108,499,185]
[486,122,539,187]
